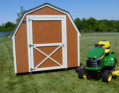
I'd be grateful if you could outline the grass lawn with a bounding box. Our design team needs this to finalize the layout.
[0,33,119,93]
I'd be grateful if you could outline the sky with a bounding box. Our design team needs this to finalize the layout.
[0,0,119,25]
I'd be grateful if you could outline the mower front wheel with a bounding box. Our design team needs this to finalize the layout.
[78,67,86,79]
[102,70,112,82]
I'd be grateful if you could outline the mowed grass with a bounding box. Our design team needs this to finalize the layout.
[0,33,119,93]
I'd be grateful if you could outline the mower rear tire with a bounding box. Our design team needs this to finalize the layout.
[102,70,112,82]
[114,58,117,68]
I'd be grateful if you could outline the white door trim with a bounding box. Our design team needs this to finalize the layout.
[27,15,67,72]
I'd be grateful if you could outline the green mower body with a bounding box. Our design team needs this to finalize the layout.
[86,46,116,71]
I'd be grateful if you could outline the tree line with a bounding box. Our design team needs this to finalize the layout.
[0,17,119,33]
[0,22,16,32]
[74,17,119,33]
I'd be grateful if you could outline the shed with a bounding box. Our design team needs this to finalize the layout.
[12,3,81,74]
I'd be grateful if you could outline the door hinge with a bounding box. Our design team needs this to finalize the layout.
[29,44,34,47]
[30,68,35,71]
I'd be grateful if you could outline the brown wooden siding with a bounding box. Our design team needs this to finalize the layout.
[15,22,29,73]
[32,20,62,44]
[67,17,78,67]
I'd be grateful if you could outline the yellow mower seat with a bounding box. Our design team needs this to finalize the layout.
[98,41,110,53]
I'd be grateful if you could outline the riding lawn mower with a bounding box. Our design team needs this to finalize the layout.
[76,40,119,82]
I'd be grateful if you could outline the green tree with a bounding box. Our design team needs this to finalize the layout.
[116,21,119,31]
[0,26,5,32]
[81,18,88,32]
[0,22,16,32]
[5,22,15,28]
[16,6,26,24]
[87,17,96,32]
[74,18,81,31]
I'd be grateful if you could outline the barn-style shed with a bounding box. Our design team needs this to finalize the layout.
[12,3,81,74]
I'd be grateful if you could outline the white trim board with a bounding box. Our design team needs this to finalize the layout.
[12,36,17,73]
[12,3,81,39]
[27,15,67,72]
[78,33,80,66]
[32,66,65,72]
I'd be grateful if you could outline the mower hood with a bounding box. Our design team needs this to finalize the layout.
[87,47,104,58]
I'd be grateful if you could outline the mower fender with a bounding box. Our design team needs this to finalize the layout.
[104,61,115,67]
[112,67,119,76]
[103,53,115,67]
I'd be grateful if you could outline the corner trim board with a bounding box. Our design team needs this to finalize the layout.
[77,33,80,66]
[12,36,17,73]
